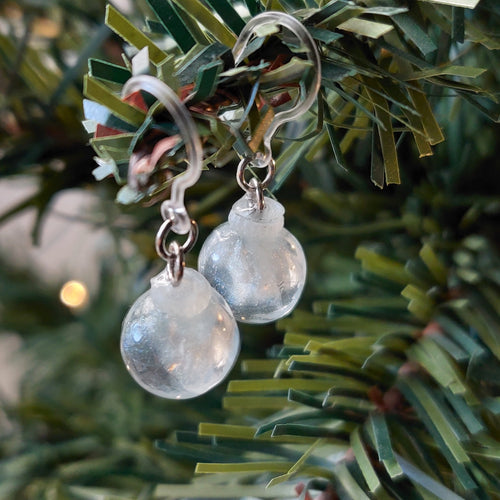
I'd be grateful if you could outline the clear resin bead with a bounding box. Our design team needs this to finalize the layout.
[198,195,306,323]
[121,268,240,399]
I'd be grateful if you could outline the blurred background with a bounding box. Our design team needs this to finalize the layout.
[0,0,499,499]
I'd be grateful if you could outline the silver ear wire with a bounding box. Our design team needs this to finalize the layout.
[232,11,322,167]
[122,75,203,234]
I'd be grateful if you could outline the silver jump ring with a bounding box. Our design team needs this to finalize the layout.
[236,157,276,193]
[155,218,198,262]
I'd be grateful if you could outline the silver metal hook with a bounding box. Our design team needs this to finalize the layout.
[122,75,203,234]
[232,11,321,167]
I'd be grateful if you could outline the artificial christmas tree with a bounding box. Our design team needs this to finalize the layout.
[1,0,499,498]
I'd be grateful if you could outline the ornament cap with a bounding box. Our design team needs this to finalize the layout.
[228,195,285,237]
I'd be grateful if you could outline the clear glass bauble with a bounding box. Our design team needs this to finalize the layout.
[198,195,306,324]
[121,267,240,399]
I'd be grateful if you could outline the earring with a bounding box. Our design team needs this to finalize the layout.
[119,76,240,399]
[198,12,321,324]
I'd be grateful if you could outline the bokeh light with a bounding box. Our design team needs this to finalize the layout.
[59,280,89,309]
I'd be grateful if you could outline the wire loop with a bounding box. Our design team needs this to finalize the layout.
[248,177,265,211]
[236,157,275,193]
[155,218,198,268]
[164,241,184,285]
[236,157,275,211]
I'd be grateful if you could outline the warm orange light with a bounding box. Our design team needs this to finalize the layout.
[59,280,89,309]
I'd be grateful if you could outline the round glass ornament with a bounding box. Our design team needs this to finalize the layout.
[121,267,240,399]
[198,195,306,324]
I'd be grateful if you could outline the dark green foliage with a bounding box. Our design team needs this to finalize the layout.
[0,0,500,499]
[84,0,498,202]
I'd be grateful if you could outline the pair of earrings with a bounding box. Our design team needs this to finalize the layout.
[120,12,321,399]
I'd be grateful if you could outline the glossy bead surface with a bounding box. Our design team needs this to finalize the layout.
[121,268,239,399]
[198,195,306,324]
